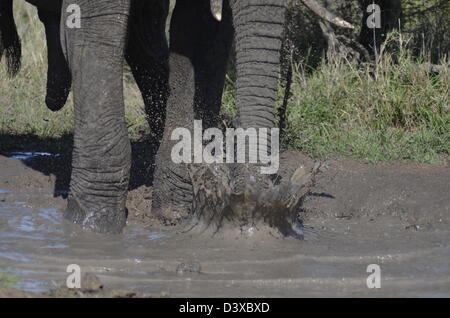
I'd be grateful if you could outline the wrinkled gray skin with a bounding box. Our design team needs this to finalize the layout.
[58,0,288,234]
[0,0,71,111]
[60,0,170,233]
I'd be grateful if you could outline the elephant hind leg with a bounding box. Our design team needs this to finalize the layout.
[125,0,170,156]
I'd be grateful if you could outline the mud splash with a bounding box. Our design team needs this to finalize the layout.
[1,153,450,297]
[184,161,319,239]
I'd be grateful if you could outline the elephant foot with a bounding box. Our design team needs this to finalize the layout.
[151,164,193,226]
[63,198,127,234]
[184,159,321,239]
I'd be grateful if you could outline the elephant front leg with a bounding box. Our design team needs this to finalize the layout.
[151,2,195,224]
[152,0,233,225]
[61,0,131,234]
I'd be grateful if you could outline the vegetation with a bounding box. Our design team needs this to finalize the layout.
[281,42,449,163]
[0,2,146,140]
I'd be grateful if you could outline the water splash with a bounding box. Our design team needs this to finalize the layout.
[8,152,60,161]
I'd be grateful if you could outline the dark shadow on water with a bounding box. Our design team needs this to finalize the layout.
[0,133,157,198]
[308,192,335,199]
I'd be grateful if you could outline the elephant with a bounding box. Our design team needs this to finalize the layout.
[0,0,72,111]
[2,0,351,236]
[55,0,298,235]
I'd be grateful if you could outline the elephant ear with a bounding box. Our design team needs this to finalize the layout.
[210,0,223,21]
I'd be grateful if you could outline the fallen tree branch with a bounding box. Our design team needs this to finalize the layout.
[301,0,355,29]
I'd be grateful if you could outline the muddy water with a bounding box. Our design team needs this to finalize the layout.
[0,153,450,297]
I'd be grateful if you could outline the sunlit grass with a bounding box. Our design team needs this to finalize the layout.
[0,1,145,139]
[279,38,449,164]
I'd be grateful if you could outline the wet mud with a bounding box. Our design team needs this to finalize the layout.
[0,151,449,297]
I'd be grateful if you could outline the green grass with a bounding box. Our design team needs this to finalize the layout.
[0,1,146,140]
[1,2,449,164]
[0,272,18,288]
[279,48,449,163]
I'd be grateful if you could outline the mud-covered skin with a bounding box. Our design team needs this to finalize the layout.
[152,0,290,229]
[0,0,72,110]
[61,0,172,234]
[64,197,128,234]
[152,0,234,224]
[61,0,133,234]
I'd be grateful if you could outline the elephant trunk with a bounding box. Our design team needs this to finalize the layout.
[227,0,287,186]
[38,8,72,111]
[231,0,287,131]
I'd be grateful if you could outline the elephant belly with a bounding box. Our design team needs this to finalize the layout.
[26,0,61,13]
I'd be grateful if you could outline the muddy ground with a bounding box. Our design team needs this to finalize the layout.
[0,144,449,297]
